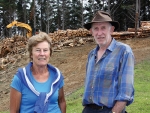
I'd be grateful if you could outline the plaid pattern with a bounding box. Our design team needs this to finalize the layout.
[82,38,134,108]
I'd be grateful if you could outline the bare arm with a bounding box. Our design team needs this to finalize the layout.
[58,87,66,113]
[111,101,127,113]
[10,88,21,113]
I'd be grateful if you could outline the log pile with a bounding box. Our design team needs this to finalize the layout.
[0,35,27,58]
[2,21,150,58]
[112,32,135,40]
[49,28,92,50]
[139,21,150,37]
[0,29,91,70]
[1,21,150,70]
[0,28,91,58]
[0,35,28,70]
[49,28,91,41]
[112,21,150,39]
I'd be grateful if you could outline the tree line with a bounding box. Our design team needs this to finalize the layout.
[0,0,150,38]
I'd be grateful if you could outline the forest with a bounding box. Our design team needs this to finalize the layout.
[0,0,149,38]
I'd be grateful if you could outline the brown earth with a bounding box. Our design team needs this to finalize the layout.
[0,37,150,111]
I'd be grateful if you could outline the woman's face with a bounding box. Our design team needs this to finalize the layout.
[31,41,51,67]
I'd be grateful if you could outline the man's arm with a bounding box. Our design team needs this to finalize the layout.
[111,101,127,113]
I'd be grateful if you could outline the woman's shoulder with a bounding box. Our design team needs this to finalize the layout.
[10,75,23,92]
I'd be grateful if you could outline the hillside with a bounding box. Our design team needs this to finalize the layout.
[0,37,150,111]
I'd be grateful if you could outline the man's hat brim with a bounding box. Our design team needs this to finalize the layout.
[84,11,120,31]
[84,21,120,31]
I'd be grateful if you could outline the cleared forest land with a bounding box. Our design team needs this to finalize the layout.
[0,36,150,111]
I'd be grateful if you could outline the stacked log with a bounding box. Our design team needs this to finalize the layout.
[112,21,150,39]
[1,21,150,60]
[0,28,91,59]
[141,21,150,28]
[140,21,150,34]
[49,28,91,43]
[127,28,143,32]
[112,32,135,39]
[0,35,27,58]
[48,28,91,49]
[0,35,27,70]
[0,54,23,70]
[49,21,150,42]
[0,58,7,70]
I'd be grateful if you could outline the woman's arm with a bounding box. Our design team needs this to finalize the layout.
[58,87,66,113]
[10,88,21,113]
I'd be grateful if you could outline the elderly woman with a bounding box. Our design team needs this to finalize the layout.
[10,32,66,113]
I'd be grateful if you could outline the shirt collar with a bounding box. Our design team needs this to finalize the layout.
[107,38,116,52]
[94,38,116,52]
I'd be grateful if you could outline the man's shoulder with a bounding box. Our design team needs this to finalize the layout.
[88,47,97,55]
[115,40,132,52]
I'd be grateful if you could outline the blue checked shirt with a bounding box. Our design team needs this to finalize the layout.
[82,38,134,108]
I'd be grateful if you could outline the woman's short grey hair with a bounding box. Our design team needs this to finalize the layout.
[27,31,52,61]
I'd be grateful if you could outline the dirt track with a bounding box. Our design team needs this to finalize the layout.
[0,37,150,111]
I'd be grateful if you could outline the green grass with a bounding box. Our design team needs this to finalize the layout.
[66,87,84,113]
[66,60,150,113]
[1,60,150,113]
[126,60,150,113]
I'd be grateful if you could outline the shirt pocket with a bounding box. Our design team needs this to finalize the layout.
[102,66,115,88]
[104,66,115,79]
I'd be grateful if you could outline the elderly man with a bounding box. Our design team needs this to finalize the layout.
[82,11,134,113]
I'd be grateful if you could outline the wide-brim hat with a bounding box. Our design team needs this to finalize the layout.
[84,11,120,31]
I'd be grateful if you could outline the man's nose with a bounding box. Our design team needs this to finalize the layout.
[97,30,103,35]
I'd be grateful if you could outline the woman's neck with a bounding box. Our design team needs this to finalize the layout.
[31,65,49,82]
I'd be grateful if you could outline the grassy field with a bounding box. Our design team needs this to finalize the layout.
[1,60,150,113]
[66,60,150,113]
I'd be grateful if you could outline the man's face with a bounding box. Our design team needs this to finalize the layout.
[91,22,114,48]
